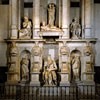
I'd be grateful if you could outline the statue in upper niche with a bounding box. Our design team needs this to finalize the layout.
[40,3,61,31]
[19,16,32,39]
[48,3,55,27]
[70,18,81,39]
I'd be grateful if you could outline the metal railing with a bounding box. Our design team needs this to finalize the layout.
[0,83,100,100]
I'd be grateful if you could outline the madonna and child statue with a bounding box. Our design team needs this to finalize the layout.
[41,3,61,32]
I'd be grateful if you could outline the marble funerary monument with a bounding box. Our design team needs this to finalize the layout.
[6,0,96,86]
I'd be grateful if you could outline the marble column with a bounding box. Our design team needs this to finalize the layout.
[18,0,21,30]
[10,0,18,39]
[81,0,85,38]
[83,0,93,38]
[58,0,62,28]
[62,0,70,39]
[33,0,40,39]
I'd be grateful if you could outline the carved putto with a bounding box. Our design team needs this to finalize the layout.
[60,41,70,55]
[10,42,18,56]
[31,42,42,56]
[84,42,93,56]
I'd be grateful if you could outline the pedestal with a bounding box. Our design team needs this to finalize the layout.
[82,72,95,82]
[80,72,95,96]
[77,82,95,99]
[60,72,70,86]
[30,72,40,86]
[6,72,19,84]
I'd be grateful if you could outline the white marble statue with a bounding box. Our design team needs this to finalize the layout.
[21,57,29,81]
[43,55,57,85]
[19,16,32,39]
[71,55,81,81]
[40,3,62,32]
[48,3,55,27]
[70,18,81,39]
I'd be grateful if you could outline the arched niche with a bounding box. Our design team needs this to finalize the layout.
[20,50,31,82]
[20,50,31,59]
[70,49,81,82]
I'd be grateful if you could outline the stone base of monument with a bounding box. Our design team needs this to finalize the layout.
[30,72,40,86]
[5,82,19,97]
[60,72,70,86]
[77,81,95,99]
[6,72,19,84]
[82,72,95,82]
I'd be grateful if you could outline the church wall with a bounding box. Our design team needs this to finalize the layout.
[94,4,100,66]
[0,5,9,66]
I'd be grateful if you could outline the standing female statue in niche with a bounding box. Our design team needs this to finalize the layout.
[48,3,55,27]
[21,56,29,81]
[71,55,81,81]
[19,16,32,39]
